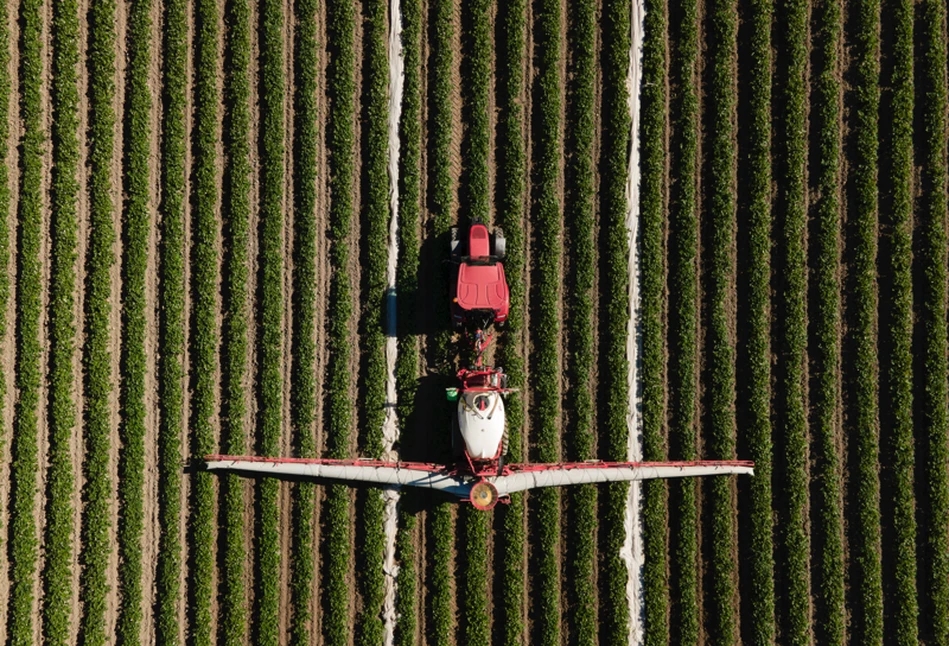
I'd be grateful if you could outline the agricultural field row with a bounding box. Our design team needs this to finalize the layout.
[218,0,252,642]
[3,0,948,644]
[0,0,637,643]
[288,0,317,642]
[638,0,949,641]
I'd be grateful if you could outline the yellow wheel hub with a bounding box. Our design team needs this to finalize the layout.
[470,481,499,510]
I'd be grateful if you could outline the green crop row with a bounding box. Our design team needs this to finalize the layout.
[809,0,845,641]
[533,0,562,464]
[287,470,313,646]
[0,3,9,628]
[459,1,491,635]
[324,0,354,461]
[535,490,560,645]
[599,1,631,643]
[288,0,316,642]
[705,0,738,639]
[189,0,220,642]
[430,503,454,646]
[80,0,117,641]
[357,491,385,646]
[219,0,251,641]
[461,508,489,644]
[639,0,668,638]
[564,0,596,641]
[916,0,949,640]
[429,0,453,363]
[9,1,44,643]
[567,480,596,645]
[218,472,246,646]
[533,0,563,642]
[116,0,152,642]
[255,0,285,643]
[394,507,418,646]
[431,0,452,231]
[324,486,352,646]
[358,0,388,469]
[667,0,698,635]
[428,1,455,643]
[849,0,884,640]
[394,0,422,640]
[495,0,526,642]
[0,0,9,589]
[44,0,81,641]
[498,495,525,646]
[879,0,917,636]
[739,0,775,638]
[460,0,489,222]
[774,0,811,635]
[355,459,385,642]
[156,0,187,641]
[395,0,421,451]
[355,0,389,642]
[324,0,355,643]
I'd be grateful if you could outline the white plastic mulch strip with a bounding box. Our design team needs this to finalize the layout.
[621,0,646,642]
[382,0,404,643]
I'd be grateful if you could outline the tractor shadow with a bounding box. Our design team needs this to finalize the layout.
[406,227,455,341]
[397,372,455,462]
[395,371,462,518]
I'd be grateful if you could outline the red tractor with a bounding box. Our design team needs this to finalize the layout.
[450,222,509,329]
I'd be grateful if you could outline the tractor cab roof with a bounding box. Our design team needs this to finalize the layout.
[456,262,508,312]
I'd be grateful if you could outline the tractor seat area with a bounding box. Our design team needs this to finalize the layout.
[456,263,509,311]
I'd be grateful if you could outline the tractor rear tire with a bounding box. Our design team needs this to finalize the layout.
[450,226,461,257]
[493,230,506,259]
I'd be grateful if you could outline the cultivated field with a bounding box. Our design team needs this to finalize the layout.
[640,0,949,641]
[0,0,947,644]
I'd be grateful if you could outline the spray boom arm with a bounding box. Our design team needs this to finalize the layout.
[204,455,753,508]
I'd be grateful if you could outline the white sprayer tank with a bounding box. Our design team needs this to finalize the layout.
[457,391,505,459]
